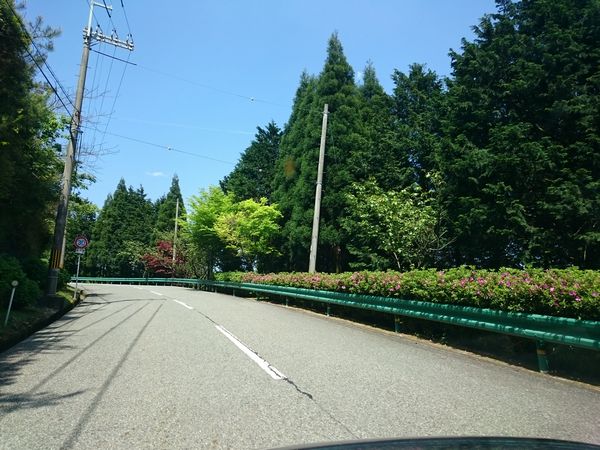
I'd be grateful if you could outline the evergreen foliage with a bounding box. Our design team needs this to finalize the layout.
[226,1,600,272]
[220,122,282,202]
[154,175,186,238]
[442,0,600,268]
[0,1,64,260]
[87,179,154,276]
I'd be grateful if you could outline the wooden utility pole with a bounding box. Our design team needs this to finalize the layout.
[47,1,133,295]
[308,104,329,273]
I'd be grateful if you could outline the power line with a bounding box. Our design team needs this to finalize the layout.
[2,0,75,115]
[120,0,132,38]
[110,117,254,135]
[81,0,102,31]
[91,48,136,65]
[87,42,105,151]
[99,0,119,38]
[96,45,117,123]
[81,125,235,165]
[98,50,131,145]
[135,64,291,108]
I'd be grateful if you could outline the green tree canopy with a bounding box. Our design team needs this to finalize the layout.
[344,180,439,270]
[392,63,446,190]
[186,186,238,277]
[273,33,364,272]
[442,0,600,268]
[87,179,154,276]
[154,174,186,239]
[214,198,282,270]
[0,1,64,260]
[220,122,282,202]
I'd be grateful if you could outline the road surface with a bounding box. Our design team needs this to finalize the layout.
[1,284,599,449]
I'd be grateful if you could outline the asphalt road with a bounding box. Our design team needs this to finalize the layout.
[1,284,599,449]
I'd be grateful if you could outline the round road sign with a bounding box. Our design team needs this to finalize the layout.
[74,236,89,249]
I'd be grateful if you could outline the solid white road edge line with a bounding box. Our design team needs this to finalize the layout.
[215,325,286,381]
[172,299,194,310]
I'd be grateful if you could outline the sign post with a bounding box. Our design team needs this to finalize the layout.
[4,280,18,327]
[73,236,89,300]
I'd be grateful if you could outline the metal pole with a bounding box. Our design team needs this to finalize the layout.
[173,198,179,263]
[47,6,93,296]
[308,103,329,273]
[4,281,18,327]
[536,340,550,373]
[73,253,82,301]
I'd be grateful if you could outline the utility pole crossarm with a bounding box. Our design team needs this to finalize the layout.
[89,29,134,51]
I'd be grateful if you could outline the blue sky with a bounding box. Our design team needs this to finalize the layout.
[24,0,497,208]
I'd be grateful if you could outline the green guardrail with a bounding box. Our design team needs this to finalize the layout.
[76,277,199,286]
[74,277,600,373]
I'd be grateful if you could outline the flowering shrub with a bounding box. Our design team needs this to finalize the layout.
[215,267,600,320]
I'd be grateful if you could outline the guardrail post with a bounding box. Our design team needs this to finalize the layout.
[285,297,289,307]
[326,305,331,317]
[536,340,550,373]
[394,316,401,333]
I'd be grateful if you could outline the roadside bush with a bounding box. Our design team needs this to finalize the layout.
[21,257,48,290]
[216,267,600,321]
[0,255,42,309]
[58,268,71,290]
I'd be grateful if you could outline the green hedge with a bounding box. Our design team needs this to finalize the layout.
[216,267,600,321]
[0,255,42,309]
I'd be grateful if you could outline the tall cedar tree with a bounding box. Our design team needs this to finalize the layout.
[87,179,154,276]
[273,34,363,272]
[221,122,282,202]
[354,62,410,191]
[316,34,364,273]
[272,71,320,271]
[442,0,600,268]
[154,174,186,239]
[0,1,63,259]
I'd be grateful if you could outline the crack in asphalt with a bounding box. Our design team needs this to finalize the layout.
[143,287,359,439]
[187,295,359,439]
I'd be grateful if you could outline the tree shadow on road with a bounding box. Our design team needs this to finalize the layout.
[0,299,151,420]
